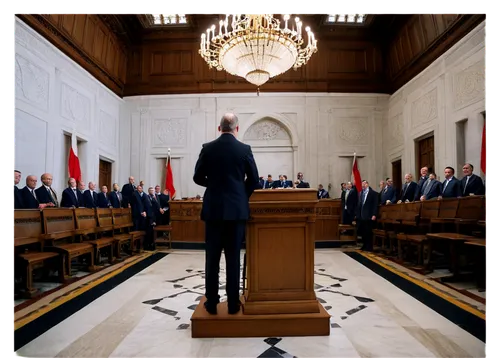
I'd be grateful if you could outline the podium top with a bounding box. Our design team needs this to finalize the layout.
[250,189,318,202]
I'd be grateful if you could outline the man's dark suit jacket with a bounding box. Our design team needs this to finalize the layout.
[109,191,122,208]
[97,192,112,208]
[61,187,80,207]
[380,185,397,204]
[414,176,429,201]
[142,193,155,223]
[461,174,485,196]
[296,180,310,188]
[317,189,330,199]
[258,178,265,189]
[121,183,136,207]
[423,180,441,200]
[344,188,358,215]
[441,177,462,198]
[21,186,39,209]
[146,194,159,222]
[400,181,417,202]
[15,186,24,209]
[357,188,378,221]
[131,191,145,218]
[155,193,170,224]
[264,181,273,189]
[193,133,259,221]
[273,180,291,189]
[83,190,99,208]
[35,186,57,206]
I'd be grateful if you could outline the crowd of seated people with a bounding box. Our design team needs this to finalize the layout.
[258,172,311,190]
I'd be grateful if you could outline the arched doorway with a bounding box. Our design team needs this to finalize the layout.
[243,117,294,181]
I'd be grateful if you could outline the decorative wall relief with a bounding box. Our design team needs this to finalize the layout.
[153,118,187,147]
[390,113,404,147]
[453,61,485,110]
[61,82,91,123]
[99,110,116,147]
[15,54,49,111]
[337,117,368,145]
[244,118,290,141]
[411,88,437,128]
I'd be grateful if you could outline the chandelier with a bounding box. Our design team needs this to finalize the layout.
[199,14,318,87]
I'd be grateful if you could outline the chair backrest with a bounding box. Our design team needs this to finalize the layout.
[14,209,43,247]
[437,198,460,218]
[97,208,113,227]
[386,204,403,219]
[74,208,97,230]
[420,200,440,219]
[42,208,75,237]
[403,201,422,214]
[111,207,127,226]
[456,195,485,220]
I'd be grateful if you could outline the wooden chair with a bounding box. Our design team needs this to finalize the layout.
[154,224,173,248]
[337,224,357,242]
[14,210,64,297]
[372,204,402,254]
[454,195,485,234]
[41,208,95,278]
[111,208,134,256]
[430,198,460,232]
[78,208,116,263]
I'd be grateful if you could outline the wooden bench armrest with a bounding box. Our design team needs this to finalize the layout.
[40,231,74,240]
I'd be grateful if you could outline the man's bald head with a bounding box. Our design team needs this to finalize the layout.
[218,113,239,134]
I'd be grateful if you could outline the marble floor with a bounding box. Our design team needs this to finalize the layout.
[16,250,485,358]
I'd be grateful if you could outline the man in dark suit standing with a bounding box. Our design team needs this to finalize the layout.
[439,167,462,199]
[342,182,358,224]
[356,180,378,251]
[143,187,158,250]
[21,175,47,209]
[461,163,485,196]
[380,178,397,205]
[77,181,86,207]
[130,185,147,231]
[83,182,99,208]
[414,166,429,201]
[35,173,58,207]
[295,172,310,188]
[193,113,259,315]
[98,185,113,208]
[154,185,170,225]
[399,174,417,203]
[14,170,24,209]
[420,173,441,201]
[61,178,80,208]
[121,176,136,208]
[317,184,330,199]
[109,183,123,209]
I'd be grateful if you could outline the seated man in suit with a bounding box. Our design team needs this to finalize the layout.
[398,174,417,203]
[317,184,330,199]
[461,163,485,196]
[380,178,397,205]
[21,175,48,209]
[439,166,462,199]
[14,170,24,209]
[342,182,358,225]
[356,180,378,251]
[258,176,265,189]
[130,185,147,231]
[296,172,310,188]
[109,183,123,208]
[83,182,99,208]
[154,185,170,225]
[420,173,441,201]
[98,185,113,208]
[283,175,293,188]
[61,177,80,208]
[273,174,291,189]
[264,174,274,189]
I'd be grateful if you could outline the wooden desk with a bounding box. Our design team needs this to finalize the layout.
[315,199,341,241]
[170,200,204,243]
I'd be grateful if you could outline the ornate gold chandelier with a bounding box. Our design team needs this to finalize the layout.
[199,14,318,87]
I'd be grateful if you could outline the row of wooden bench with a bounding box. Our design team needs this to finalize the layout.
[15,208,146,298]
[370,195,485,287]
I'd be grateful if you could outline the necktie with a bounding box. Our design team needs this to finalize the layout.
[73,188,78,199]
[403,183,408,195]
[31,189,37,200]
[443,179,449,194]
[47,187,55,204]
[423,181,432,196]
[464,176,470,194]
[361,190,366,206]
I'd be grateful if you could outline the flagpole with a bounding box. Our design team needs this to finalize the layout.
[352,152,356,183]
[167,147,171,187]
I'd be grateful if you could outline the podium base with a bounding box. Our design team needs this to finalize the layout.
[191,297,330,338]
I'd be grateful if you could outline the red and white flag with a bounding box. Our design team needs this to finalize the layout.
[165,155,176,198]
[68,131,82,183]
[480,121,486,175]
[352,153,362,193]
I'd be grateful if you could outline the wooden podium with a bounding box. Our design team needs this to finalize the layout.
[191,189,330,338]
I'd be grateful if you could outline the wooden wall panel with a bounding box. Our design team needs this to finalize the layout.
[124,36,387,96]
[18,14,128,96]
[387,14,484,92]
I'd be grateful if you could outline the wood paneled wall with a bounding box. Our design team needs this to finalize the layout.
[17,15,128,96]
[125,37,386,96]
[18,14,485,97]
[386,14,485,92]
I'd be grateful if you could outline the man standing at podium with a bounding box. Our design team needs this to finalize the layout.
[194,112,260,315]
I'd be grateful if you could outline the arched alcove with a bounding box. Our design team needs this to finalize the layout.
[242,117,295,180]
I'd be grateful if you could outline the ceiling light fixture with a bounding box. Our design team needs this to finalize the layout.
[199,14,318,87]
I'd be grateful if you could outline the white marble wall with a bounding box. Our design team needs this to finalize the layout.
[15,17,124,194]
[124,94,389,198]
[384,21,485,182]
